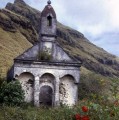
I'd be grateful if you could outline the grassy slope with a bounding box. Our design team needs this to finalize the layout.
[0,7,39,77]
[0,27,32,77]
[57,23,119,77]
[0,23,32,77]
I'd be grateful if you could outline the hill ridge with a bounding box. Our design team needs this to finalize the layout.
[0,0,119,77]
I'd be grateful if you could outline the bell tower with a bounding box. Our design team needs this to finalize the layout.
[39,0,57,60]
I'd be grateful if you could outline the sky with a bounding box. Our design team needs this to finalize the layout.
[0,0,119,57]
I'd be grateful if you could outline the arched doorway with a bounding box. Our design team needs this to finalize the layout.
[17,72,34,103]
[39,85,53,106]
[39,73,55,107]
[59,75,77,106]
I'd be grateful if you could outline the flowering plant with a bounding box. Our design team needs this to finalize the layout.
[82,106,89,112]
[74,106,90,120]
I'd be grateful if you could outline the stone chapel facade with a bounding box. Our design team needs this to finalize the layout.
[13,0,81,107]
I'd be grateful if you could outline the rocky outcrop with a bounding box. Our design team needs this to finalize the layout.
[57,28,75,44]
[0,9,15,32]
[0,8,38,44]
[67,29,84,39]
[14,0,27,5]
[6,1,41,33]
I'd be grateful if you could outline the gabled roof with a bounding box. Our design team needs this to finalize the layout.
[15,43,39,61]
[41,5,56,18]
[14,42,81,64]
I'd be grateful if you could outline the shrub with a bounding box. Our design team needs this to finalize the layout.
[38,51,52,61]
[78,73,109,100]
[0,77,5,87]
[0,80,25,106]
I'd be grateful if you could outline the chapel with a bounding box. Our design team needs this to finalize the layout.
[13,0,81,107]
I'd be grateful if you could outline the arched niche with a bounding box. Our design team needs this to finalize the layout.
[47,15,52,26]
[40,73,55,85]
[39,73,55,106]
[59,75,77,106]
[17,72,34,103]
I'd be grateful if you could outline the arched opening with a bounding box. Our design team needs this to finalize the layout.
[40,73,55,84]
[59,75,77,106]
[39,85,53,106]
[39,73,55,106]
[17,72,34,103]
[47,15,52,26]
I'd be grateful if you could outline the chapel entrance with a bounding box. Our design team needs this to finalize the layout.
[39,85,53,106]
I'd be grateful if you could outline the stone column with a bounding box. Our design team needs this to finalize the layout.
[75,83,79,104]
[34,76,40,107]
[54,77,60,106]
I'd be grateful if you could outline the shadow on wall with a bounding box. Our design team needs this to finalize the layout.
[39,85,53,106]
[7,65,14,82]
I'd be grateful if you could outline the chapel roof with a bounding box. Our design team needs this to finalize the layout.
[41,0,56,18]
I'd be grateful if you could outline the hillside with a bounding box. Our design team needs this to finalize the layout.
[0,0,119,78]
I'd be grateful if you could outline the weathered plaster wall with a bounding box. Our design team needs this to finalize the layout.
[41,16,57,35]
[53,44,73,62]
[16,44,39,60]
[14,62,80,106]
[60,75,78,106]
[14,62,80,83]
[42,41,52,54]
[17,72,34,102]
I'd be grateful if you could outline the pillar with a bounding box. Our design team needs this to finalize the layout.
[34,76,40,107]
[75,83,79,104]
[54,77,60,106]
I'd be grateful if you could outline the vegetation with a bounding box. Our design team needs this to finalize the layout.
[78,73,110,100]
[0,0,119,119]
[0,79,24,106]
[38,51,52,61]
[0,94,119,120]
[0,74,118,119]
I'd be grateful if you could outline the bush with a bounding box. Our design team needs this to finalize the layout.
[0,80,25,106]
[0,77,5,87]
[78,73,109,100]
[38,51,52,61]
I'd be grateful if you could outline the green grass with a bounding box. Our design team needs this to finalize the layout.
[0,27,32,77]
[0,98,119,120]
[0,72,119,120]
[0,73,118,120]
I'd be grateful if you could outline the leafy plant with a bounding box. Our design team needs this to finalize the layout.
[38,51,52,61]
[110,78,119,101]
[0,80,25,106]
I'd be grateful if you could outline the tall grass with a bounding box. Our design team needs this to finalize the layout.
[0,98,119,120]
